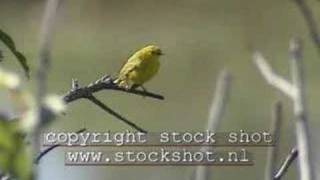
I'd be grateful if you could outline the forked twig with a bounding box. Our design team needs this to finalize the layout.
[253,52,296,98]
[64,75,164,103]
[36,75,158,162]
[63,76,157,132]
[254,39,314,180]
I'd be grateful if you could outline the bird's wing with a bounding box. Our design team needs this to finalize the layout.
[117,56,142,79]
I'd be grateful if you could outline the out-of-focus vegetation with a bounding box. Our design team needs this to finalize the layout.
[0,0,320,180]
[0,29,29,78]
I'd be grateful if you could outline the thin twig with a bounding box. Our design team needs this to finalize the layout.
[35,128,86,164]
[63,75,164,103]
[87,95,147,133]
[265,102,283,180]
[274,148,298,180]
[289,38,314,180]
[292,0,320,53]
[253,52,296,98]
[206,70,232,130]
[192,70,232,180]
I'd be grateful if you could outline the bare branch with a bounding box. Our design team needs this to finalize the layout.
[292,0,320,52]
[253,38,314,180]
[35,128,86,164]
[61,75,161,134]
[87,95,147,133]
[289,38,314,180]
[63,75,164,103]
[274,148,298,180]
[206,69,231,131]
[36,0,62,110]
[33,0,62,177]
[265,102,283,180]
[193,70,232,180]
[253,52,296,98]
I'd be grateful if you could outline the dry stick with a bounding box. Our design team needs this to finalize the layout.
[34,128,86,164]
[292,0,320,52]
[63,75,164,103]
[274,147,299,180]
[289,38,314,180]
[253,39,314,180]
[192,70,232,180]
[265,102,283,180]
[35,76,157,162]
[64,77,153,132]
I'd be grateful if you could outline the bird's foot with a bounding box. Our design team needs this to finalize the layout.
[131,84,148,98]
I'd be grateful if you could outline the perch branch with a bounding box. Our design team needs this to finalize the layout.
[253,52,296,98]
[35,75,158,162]
[63,75,164,103]
[35,128,86,164]
[193,70,232,180]
[274,147,298,180]
[265,102,283,180]
[292,0,320,52]
[35,74,156,163]
[63,76,158,132]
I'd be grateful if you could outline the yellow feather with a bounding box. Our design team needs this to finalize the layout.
[114,45,163,89]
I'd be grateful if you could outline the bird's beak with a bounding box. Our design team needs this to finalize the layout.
[158,52,164,56]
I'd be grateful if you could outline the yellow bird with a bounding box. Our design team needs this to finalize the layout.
[114,45,163,90]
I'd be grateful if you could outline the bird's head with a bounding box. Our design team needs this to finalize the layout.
[142,45,164,57]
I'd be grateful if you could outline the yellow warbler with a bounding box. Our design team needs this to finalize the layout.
[114,45,163,90]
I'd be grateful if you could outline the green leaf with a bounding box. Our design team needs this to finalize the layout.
[0,29,30,78]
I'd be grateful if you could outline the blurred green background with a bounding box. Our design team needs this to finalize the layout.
[0,0,320,179]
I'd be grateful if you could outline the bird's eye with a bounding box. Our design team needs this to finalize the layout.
[153,50,163,55]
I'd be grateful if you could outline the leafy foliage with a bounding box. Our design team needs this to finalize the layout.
[0,29,30,78]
